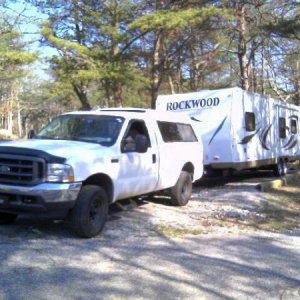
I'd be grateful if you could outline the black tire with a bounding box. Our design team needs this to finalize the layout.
[70,185,109,238]
[273,159,287,177]
[170,171,192,206]
[281,160,288,176]
[273,160,282,177]
[0,212,17,225]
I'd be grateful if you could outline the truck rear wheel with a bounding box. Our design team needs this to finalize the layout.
[170,171,192,206]
[70,185,108,238]
[0,212,17,225]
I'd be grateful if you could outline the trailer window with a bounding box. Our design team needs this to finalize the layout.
[279,117,286,138]
[245,112,255,132]
[157,121,198,142]
[291,118,298,134]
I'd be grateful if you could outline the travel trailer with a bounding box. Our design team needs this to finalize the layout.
[156,87,300,176]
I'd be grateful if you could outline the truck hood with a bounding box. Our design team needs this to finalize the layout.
[0,139,112,161]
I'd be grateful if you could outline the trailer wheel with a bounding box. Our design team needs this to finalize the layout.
[273,159,287,177]
[0,212,17,225]
[70,185,108,238]
[273,162,281,177]
[170,171,192,206]
[281,160,288,176]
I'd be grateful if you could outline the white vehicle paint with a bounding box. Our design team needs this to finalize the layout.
[0,108,203,237]
[156,87,300,175]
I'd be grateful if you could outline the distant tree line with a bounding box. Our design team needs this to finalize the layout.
[0,0,300,136]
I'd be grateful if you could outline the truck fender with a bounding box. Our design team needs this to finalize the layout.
[82,173,114,203]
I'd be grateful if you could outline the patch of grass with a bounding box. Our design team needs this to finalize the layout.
[153,224,206,237]
[256,201,300,232]
[257,220,298,231]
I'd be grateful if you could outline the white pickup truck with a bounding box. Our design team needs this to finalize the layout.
[0,108,203,237]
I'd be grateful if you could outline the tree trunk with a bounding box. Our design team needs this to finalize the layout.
[73,83,91,110]
[251,40,257,93]
[110,1,124,107]
[17,97,22,137]
[236,2,249,91]
[113,80,123,107]
[294,60,300,105]
[151,31,163,109]
[189,28,197,91]
[7,95,13,135]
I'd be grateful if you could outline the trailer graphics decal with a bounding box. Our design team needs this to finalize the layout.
[191,116,202,122]
[283,136,298,150]
[259,124,272,150]
[209,116,227,145]
[289,115,298,120]
[239,129,260,145]
[240,124,273,150]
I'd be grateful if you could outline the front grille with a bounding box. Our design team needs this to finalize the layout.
[0,154,45,186]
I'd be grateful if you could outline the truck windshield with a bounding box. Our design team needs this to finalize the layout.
[34,114,124,146]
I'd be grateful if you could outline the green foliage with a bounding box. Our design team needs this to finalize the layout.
[0,29,36,81]
[20,0,300,113]
[34,0,149,108]
[130,7,230,31]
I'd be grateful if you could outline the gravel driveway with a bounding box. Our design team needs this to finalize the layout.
[0,170,300,300]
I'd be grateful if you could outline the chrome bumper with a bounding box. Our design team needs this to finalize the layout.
[0,182,82,213]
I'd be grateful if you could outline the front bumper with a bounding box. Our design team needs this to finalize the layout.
[0,182,82,214]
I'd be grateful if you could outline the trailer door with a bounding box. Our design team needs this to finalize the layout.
[276,105,299,158]
[236,92,271,168]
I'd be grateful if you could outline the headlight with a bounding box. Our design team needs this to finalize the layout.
[46,164,74,183]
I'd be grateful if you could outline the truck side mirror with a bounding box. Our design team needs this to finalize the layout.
[135,134,149,153]
[28,129,35,139]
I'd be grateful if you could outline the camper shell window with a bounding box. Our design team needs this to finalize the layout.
[291,118,298,134]
[245,112,255,132]
[157,121,198,143]
[279,117,286,138]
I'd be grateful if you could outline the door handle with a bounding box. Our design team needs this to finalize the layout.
[152,154,156,164]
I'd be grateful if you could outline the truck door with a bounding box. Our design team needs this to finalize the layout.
[117,120,159,199]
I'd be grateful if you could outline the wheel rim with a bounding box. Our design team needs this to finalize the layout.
[88,198,103,227]
[181,177,191,199]
[281,161,287,175]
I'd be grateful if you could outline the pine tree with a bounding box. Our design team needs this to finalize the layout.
[32,0,148,108]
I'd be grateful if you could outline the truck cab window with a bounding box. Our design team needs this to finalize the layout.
[157,121,197,142]
[122,120,150,152]
[245,112,255,132]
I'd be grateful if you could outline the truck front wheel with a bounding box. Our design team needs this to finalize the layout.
[170,171,193,206]
[0,212,17,225]
[70,185,108,238]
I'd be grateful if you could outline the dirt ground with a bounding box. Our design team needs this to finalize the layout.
[100,169,300,240]
[0,169,299,240]
[0,170,300,300]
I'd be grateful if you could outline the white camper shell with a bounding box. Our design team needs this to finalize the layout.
[156,87,300,176]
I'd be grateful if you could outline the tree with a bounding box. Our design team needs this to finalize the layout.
[0,2,36,136]
[31,0,149,109]
[131,1,226,108]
